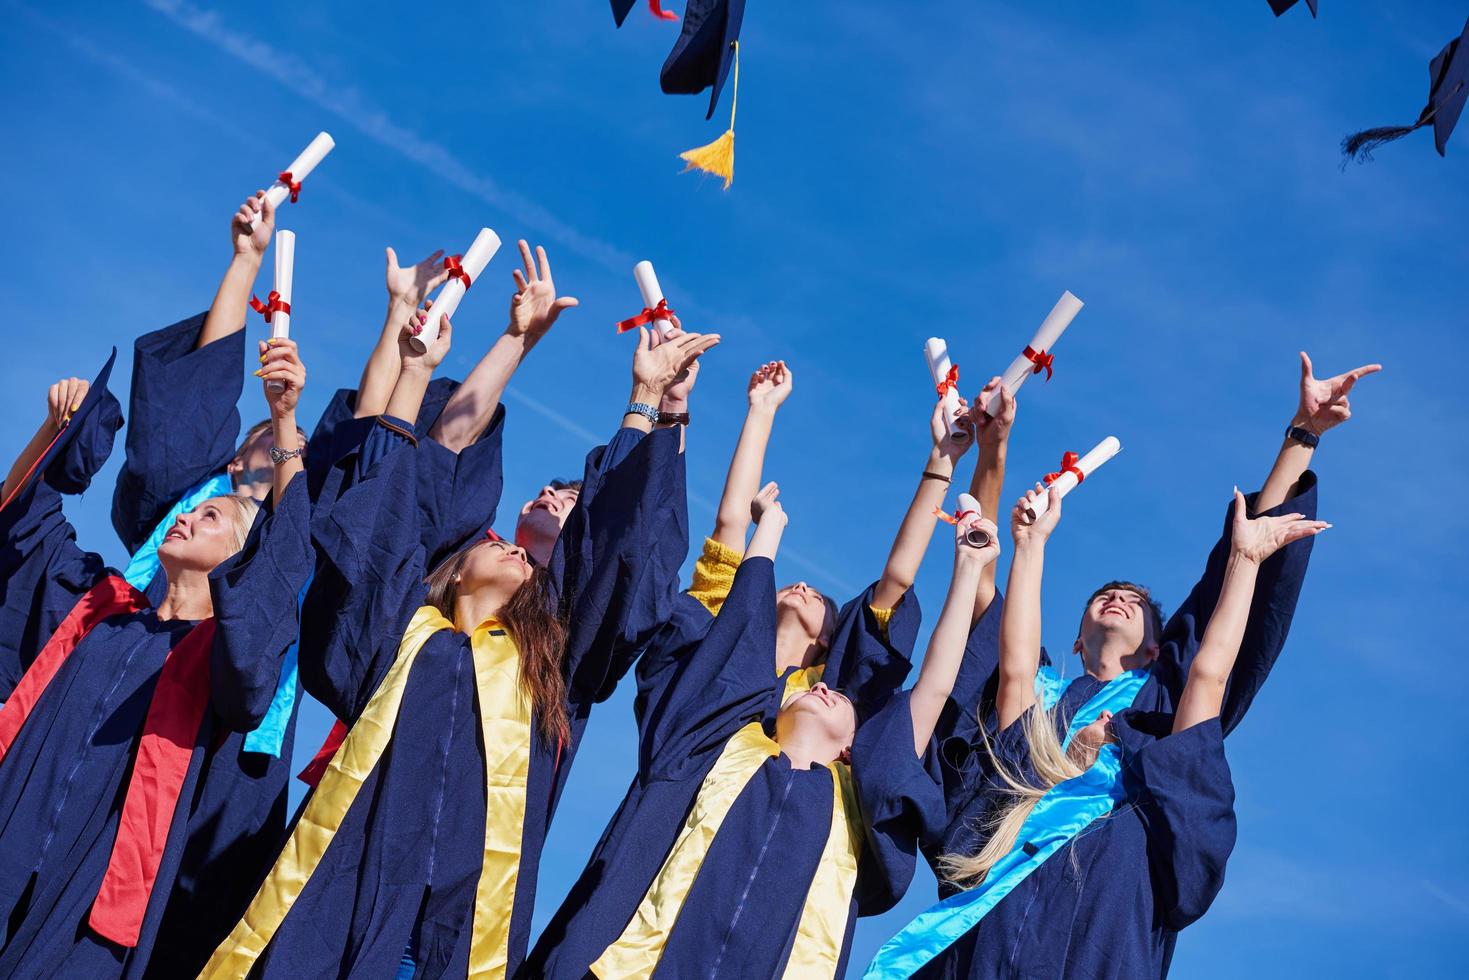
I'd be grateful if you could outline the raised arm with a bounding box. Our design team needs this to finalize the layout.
[428,241,577,451]
[354,246,449,418]
[1257,351,1380,513]
[196,191,273,350]
[256,339,306,505]
[2,377,88,506]
[711,361,792,551]
[908,510,1001,755]
[870,394,976,609]
[1173,489,1328,732]
[745,481,787,562]
[967,376,1016,621]
[997,484,1062,729]
[384,308,456,427]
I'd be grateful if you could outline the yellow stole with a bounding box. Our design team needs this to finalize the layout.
[590,722,863,980]
[200,607,532,980]
[782,661,826,702]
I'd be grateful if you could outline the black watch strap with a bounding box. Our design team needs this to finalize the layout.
[658,411,691,426]
[1284,425,1319,448]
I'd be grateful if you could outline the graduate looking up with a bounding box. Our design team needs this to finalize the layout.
[201,304,715,980]
[0,338,312,979]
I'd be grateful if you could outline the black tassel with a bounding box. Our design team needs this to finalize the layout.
[1340,123,1422,164]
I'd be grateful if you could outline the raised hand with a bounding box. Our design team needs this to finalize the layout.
[400,300,454,370]
[972,375,1015,448]
[1229,487,1328,564]
[1012,483,1061,546]
[652,318,700,406]
[232,191,274,258]
[751,480,785,525]
[932,394,975,459]
[509,240,579,339]
[257,339,306,416]
[386,247,449,309]
[747,360,793,412]
[46,377,90,431]
[633,326,720,400]
[1294,352,1381,436]
[955,511,1000,568]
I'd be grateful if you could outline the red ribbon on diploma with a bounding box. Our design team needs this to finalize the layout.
[249,291,291,323]
[1023,345,1055,381]
[278,171,302,204]
[935,364,960,398]
[648,0,679,19]
[617,298,675,334]
[1044,451,1085,486]
[444,254,472,289]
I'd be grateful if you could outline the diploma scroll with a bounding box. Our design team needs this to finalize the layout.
[1022,436,1121,525]
[408,228,502,353]
[924,338,971,444]
[265,230,294,393]
[633,261,675,336]
[983,290,1084,416]
[248,132,336,231]
[956,492,991,548]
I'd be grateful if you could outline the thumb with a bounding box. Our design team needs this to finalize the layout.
[638,325,652,351]
[555,296,580,310]
[385,246,399,272]
[1299,351,1313,383]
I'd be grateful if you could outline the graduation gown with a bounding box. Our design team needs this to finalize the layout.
[219,415,684,979]
[901,477,1319,979]
[0,446,311,979]
[523,556,923,980]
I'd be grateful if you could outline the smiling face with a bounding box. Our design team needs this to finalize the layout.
[458,538,535,595]
[774,683,857,766]
[514,482,581,561]
[776,582,836,653]
[1076,583,1161,665]
[156,495,257,575]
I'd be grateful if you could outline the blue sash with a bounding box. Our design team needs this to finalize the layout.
[121,472,302,758]
[864,668,1150,980]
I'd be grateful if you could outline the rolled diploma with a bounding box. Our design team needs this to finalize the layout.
[983,290,1083,416]
[1023,436,1121,525]
[408,228,502,353]
[956,492,991,547]
[633,261,675,336]
[249,132,336,230]
[924,337,971,444]
[263,230,294,393]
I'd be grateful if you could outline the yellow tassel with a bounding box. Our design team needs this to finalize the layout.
[679,40,738,189]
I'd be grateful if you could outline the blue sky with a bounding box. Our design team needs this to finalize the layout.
[2,0,1466,975]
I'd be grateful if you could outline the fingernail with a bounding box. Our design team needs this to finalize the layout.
[1321,523,1333,530]
[71,402,82,411]
[253,370,262,377]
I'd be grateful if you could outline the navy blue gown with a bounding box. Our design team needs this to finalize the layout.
[0,388,312,979]
[893,477,1319,979]
[523,555,925,980]
[244,416,685,979]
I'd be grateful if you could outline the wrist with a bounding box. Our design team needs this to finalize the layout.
[231,250,264,271]
[745,403,776,421]
[399,359,434,377]
[660,395,689,414]
[1290,413,1323,437]
[925,449,956,475]
[630,382,662,405]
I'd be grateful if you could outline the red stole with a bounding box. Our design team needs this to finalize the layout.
[0,575,218,947]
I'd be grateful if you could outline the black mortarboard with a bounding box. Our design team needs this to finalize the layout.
[1268,0,1318,17]
[1343,16,1469,161]
[0,349,122,510]
[659,0,745,120]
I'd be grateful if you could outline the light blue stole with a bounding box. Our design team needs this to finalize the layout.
[121,471,301,758]
[864,667,1150,980]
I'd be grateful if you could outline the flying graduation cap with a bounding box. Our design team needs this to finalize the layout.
[1343,16,1469,162]
[1268,0,1317,17]
[611,0,747,189]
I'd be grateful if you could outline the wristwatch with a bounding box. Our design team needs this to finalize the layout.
[657,411,691,426]
[1284,425,1319,449]
[624,402,659,425]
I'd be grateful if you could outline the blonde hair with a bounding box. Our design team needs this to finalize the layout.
[216,495,262,555]
[936,701,1090,890]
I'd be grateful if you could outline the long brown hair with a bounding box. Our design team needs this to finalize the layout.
[424,541,570,746]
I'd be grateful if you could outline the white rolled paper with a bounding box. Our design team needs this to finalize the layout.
[249,132,336,231]
[956,492,991,548]
[633,260,675,336]
[983,290,1084,416]
[409,228,502,353]
[1022,435,1121,525]
[924,337,971,444]
[271,230,294,341]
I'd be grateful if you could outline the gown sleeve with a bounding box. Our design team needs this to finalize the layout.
[207,475,315,731]
[850,690,950,915]
[1151,474,1318,735]
[1115,711,1238,931]
[551,425,689,706]
[823,581,922,716]
[640,556,783,778]
[297,417,429,723]
[111,313,245,553]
